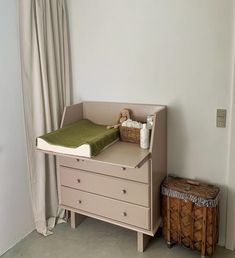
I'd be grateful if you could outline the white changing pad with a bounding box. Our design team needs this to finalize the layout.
[36,119,120,158]
[37,138,118,158]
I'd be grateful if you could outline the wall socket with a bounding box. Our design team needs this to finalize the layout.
[216,109,226,128]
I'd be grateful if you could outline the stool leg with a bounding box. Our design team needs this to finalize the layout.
[167,241,173,248]
[201,207,207,258]
[166,196,172,248]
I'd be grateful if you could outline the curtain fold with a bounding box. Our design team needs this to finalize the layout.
[19,0,71,235]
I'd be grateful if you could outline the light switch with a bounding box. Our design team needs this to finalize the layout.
[216,109,226,128]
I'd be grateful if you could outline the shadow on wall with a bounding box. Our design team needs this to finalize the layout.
[167,100,189,177]
[166,102,227,245]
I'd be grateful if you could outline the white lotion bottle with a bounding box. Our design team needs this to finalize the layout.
[140,123,150,149]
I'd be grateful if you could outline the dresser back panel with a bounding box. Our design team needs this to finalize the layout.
[82,101,165,125]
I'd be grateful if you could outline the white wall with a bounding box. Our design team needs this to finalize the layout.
[226,8,235,249]
[226,60,235,250]
[0,0,34,255]
[69,0,235,245]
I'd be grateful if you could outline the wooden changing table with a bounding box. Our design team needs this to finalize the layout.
[41,101,167,252]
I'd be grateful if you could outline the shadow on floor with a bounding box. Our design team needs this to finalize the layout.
[1,218,234,258]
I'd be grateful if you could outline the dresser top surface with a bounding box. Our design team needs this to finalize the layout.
[39,141,150,168]
[92,141,150,168]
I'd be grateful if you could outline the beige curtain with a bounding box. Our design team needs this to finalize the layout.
[19,0,71,235]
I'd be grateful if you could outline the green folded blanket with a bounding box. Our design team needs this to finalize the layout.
[37,119,119,157]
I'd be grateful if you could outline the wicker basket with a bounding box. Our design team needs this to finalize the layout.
[119,125,140,144]
[162,176,220,258]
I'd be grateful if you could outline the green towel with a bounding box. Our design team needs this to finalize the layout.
[37,119,119,157]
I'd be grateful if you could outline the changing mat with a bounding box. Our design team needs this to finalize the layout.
[36,119,119,158]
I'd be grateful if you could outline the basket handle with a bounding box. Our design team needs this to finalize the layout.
[186,180,200,186]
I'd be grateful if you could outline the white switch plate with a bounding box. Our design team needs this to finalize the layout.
[216,109,226,128]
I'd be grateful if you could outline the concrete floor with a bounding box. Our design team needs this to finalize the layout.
[1,218,235,258]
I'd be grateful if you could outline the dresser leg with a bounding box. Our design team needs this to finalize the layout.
[137,232,152,252]
[71,211,86,229]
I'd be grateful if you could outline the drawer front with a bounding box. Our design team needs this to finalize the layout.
[60,166,149,207]
[61,186,150,230]
[59,157,149,183]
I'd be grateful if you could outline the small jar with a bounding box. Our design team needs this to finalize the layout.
[147,115,154,129]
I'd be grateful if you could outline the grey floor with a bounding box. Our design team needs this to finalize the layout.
[1,218,235,258]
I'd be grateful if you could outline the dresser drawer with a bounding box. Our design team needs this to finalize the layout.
[60,166,149,207]
[59,157,150,183]
[61,186,150,230]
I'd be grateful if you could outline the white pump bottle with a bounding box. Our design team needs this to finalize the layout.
[140,123,150,149]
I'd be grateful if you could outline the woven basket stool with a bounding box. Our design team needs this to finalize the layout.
[161,176,220,258]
